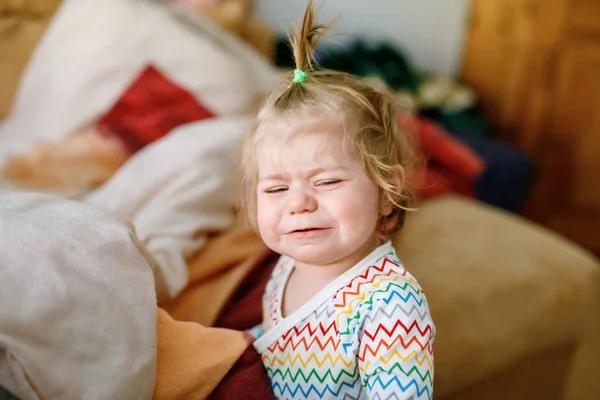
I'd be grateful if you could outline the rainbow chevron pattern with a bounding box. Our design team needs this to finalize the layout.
[254,243,435,399]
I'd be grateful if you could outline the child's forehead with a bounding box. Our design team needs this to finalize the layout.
[261,135,348,163]
[258,114,353,148]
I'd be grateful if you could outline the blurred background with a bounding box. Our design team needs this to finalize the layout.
[257,0,600,256]
[0,0,599,399]
[2,0,598,253]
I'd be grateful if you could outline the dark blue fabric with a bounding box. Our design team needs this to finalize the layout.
[419,107,536,213]
[458,134,536,213]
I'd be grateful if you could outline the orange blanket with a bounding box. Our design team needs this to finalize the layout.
[155,309,251,399]
[154,222,269,399]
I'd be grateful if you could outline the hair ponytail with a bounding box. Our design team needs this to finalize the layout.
[289,0,331,73]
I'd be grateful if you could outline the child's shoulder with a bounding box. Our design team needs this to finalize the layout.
[335,248,426,306]
[333,248,433,342]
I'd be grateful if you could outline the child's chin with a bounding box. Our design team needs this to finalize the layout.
[285,247,332,266]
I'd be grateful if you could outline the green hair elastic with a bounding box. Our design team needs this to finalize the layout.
[293,69,308,84]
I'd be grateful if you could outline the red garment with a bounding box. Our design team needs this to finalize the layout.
[97,65,215,154]
[399,114,486,200]
[210,252,279,400]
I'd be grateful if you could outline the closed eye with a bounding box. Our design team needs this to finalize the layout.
[264,186,288,194]
[317,180,342,186]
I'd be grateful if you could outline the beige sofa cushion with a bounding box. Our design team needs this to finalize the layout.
[393,195,600,396]
[0,0,61,118]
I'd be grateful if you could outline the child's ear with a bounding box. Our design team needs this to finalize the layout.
[380,164,405,217]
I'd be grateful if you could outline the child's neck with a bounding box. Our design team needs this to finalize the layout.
[281,234,384,318]
[293,235,383,282]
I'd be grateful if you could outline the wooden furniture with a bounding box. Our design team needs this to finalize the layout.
[460,0,600,253]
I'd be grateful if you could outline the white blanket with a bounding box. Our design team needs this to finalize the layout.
[0,0,279,161]
[84,116,253,301]
[0,190,157,400]
[0,0,280,300]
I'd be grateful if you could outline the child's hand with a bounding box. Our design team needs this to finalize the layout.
[245,323,264,340]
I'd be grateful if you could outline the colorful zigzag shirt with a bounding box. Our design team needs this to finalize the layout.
[253,241,435,400]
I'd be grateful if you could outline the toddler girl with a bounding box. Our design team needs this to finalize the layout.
[240,1,435,398]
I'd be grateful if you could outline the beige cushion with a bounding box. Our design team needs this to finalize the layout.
[0,0,61,118]
[393,195,600,396]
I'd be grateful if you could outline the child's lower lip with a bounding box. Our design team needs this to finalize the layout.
[287,228,331,238]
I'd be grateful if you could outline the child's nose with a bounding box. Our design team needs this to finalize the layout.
[288,187,317,215]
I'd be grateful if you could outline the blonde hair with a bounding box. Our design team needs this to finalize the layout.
[239,0,417,235]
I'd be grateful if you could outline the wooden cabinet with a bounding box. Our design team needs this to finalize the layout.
[569,0,600,35]
[461,0,600,253]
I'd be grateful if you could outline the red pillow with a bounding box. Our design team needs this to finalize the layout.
[98,65,215,154]
[398,112,486,200]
